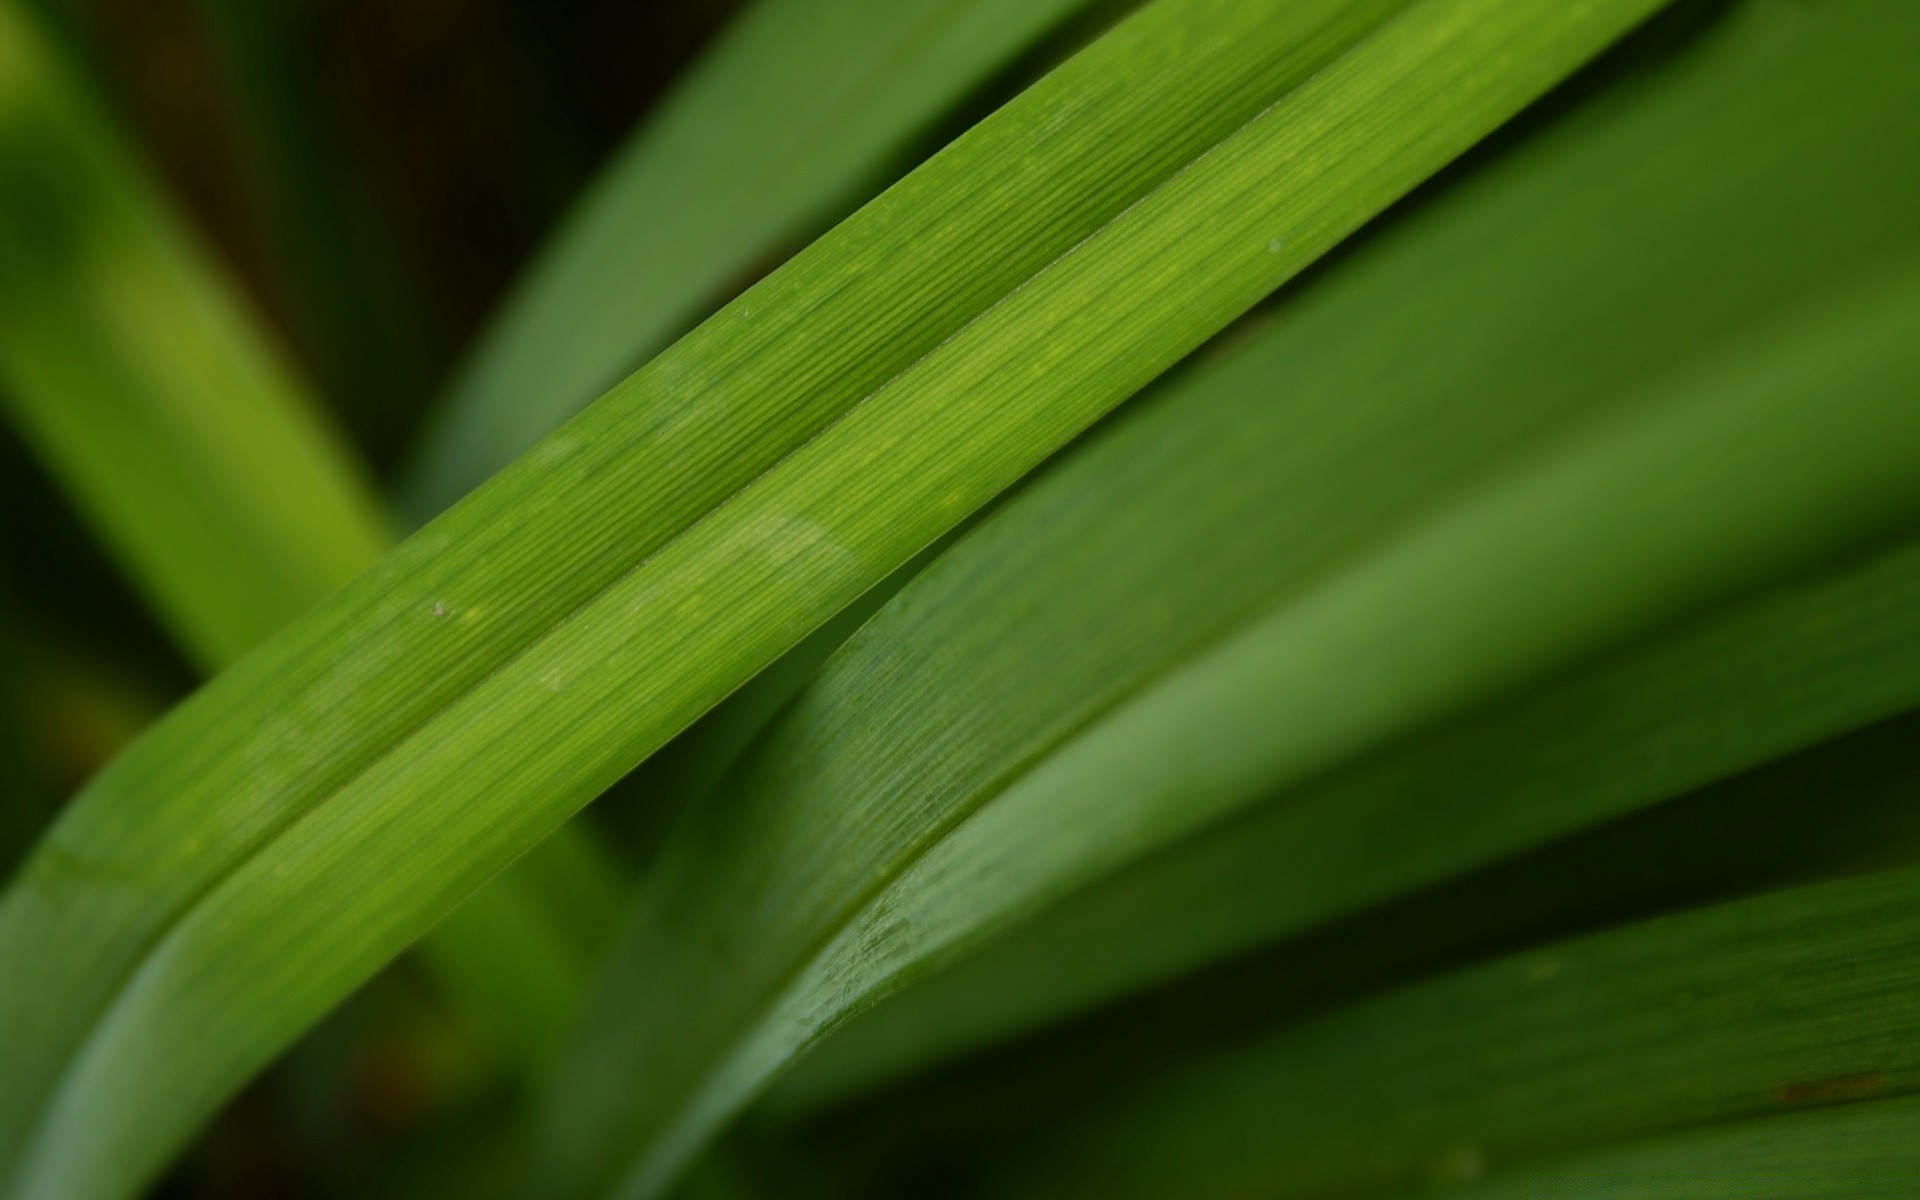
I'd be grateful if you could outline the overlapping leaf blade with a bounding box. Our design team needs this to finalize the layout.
[1002,856,1920,1197]
[775,532,1920,1110]
[556,0,1920,1145]
[778,711,1920,1180]
[0,0,1665,1194]
[549,255,1920,1200]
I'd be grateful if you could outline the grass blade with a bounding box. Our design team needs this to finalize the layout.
[1002,858,1920,1197]
[0,0,620,1073]
[560,0,1920,1131]
[775,533,1920,1110]
[545,251,1920,1200]
[401,0,1114,517]
[776,712,1920,1184]
[0,0,388,671]
[0,0,1664,1194]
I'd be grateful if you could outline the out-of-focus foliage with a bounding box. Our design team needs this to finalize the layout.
[0,0,627,1082]
[0,0,388,670]
[0,0,1916,1197]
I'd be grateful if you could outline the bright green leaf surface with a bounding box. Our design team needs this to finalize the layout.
[564,0,1920,1128]
[548,257,1920,1200]
[1002,858,1920,1197]
[0,0,1656,1194]
[401,0,1112,518]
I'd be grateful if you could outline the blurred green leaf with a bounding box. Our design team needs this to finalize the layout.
[401,0,1117,518]
[1002,855,1920,1197]
[0,0,620,1077]
[0,0,1655,1193]
[0,0,389,671]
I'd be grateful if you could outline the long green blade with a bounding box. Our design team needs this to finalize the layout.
[777,712,1920,1180]
[559,0,1920,1126]
[775,534,1920,1111]
[0,0,624,1074]
[401,0,1112,518]
[0,0,1657,1194]
[0,0,388,671]
[1002,858,1920,1198]
[543,251,1920,1200]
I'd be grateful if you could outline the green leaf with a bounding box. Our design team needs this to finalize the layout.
[0,0,389,671]
[774,532,1920,1111]
[0,0,619,1074]
[775,711,1920,1182]
[400,0,1116,518]
[1001,858,1920,1198]
[0,0,1656,1193]
[546,264,1920,1200]
[554,0,1920,1144]
[1446,1095,1920,1198]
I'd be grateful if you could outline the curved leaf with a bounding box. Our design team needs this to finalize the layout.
[0,0,622,1072]
[774,532,1920,1110]
[1001,857,1920,1197]
[0,0,1646,1193]
[557,0,1920,1146]
[0,0,388,671]
[540,183,1920,1200]
[775,711,1920,1180]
